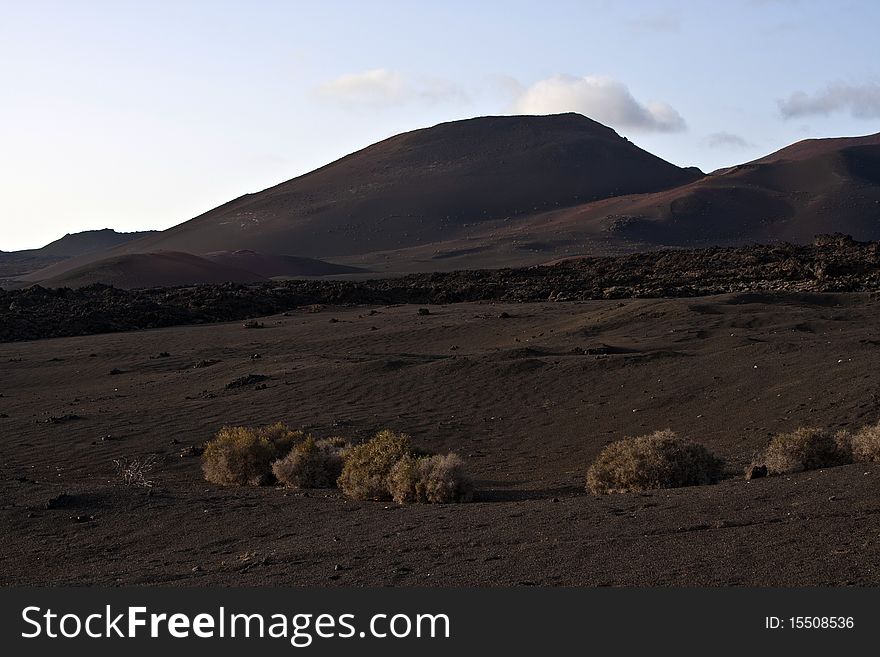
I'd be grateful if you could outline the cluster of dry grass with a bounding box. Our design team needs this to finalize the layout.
[760,427,850,475]
[202,424,473,504]
[752,421,880,477]
[202,422,302,486]
[338,430,473,503]
[387,453,474,504]
[842,421,880,463]
[586,430,725,495]
[337,429,413,500]
[203,417,880,502]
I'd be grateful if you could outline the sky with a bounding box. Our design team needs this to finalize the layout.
[2,0,879,251]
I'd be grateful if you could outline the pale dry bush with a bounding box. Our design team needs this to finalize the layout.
[763,427,851,475]
[847,421,880,463]
[387,453,474,504]
[337,429,412,500]
[202,422,302,486]
[586,429,725,495]
[272,437,348,488]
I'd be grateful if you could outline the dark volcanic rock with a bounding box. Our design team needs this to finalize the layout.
[225,374,269,390]
[3,236,880,343]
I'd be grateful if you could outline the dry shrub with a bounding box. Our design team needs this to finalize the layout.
[272,437,348,488]
[202,422,302,485]
[337,429,412,500]
[387,453,474,504]
[848,421,880,462]
[113,454,159,488]
[763,427,851,475]
[586,429,725,495]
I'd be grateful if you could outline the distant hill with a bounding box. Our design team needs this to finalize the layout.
[31,250,369,289]
[0,229,157,282]
[37,228,158,257]
[546,132,880,245]
[202,250,367,277]
[39,251,269,289]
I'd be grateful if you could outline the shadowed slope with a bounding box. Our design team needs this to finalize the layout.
[538,132,880,245]
[202,250,367,277]
[40,251,269,289]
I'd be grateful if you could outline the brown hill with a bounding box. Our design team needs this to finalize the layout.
[38,228,159,257]
[201,250,367,277]
[0,229,156,283]
[18,119,880,280]
[530,132,880,247]
[29,113,702,279]
[40,252,269,289]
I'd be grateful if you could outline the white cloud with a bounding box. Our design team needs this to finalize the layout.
[510,75,686,132]
[706,131,753,149]
[317,69,467,107]
[778,82,880,119]
[317,69,405,106]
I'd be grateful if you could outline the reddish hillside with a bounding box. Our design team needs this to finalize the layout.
[39,252,269,289]
[201,250,367,277]
[533,132,880,246]
[36,114,700,274]
[18,120,880,280]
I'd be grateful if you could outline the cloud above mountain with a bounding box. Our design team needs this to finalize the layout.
[317,69,467,107]
[778,82,880,119]
[510,75,686,132]
[706,132,753,149]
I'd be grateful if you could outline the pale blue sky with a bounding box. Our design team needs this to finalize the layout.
[2,0,879,250]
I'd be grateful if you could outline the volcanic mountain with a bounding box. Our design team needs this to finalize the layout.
[539,132,880,246]
[20,113,702,281]
[14,116,880,286]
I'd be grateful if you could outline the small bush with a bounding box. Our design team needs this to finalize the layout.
[113,454,159,488]
[763,427,851,475]
[586,429,725,494]
[388,453,474,504]
[202,422,302,485]
[337,429,412,500]
[272,437,348,488]
[849,421,880,462]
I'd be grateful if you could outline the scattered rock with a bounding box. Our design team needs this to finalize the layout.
[194,359,220,369]
[418,308,431,316]
[225,374,269,389]
[242,320,264,329]
[41,414,82,424]
[6,238,880,343]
